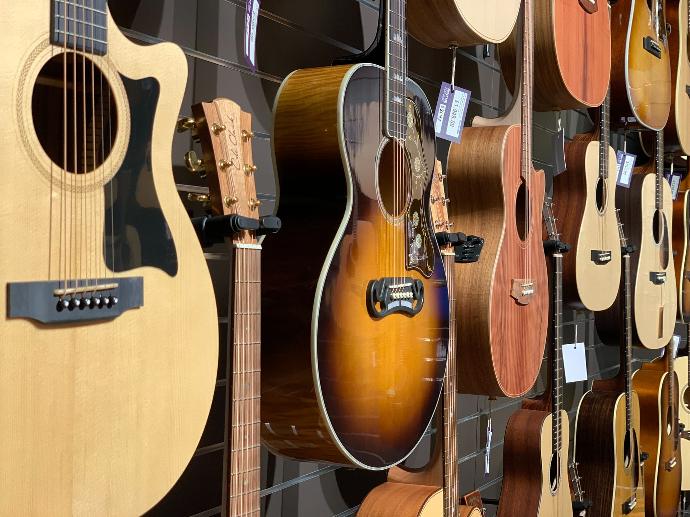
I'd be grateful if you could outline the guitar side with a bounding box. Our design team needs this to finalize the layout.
[672,182,690,321]
[665,0,690,154]
[675,355,690,490]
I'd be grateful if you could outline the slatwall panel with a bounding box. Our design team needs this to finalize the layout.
[104,1,680,515]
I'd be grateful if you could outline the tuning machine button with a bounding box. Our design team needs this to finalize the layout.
[244,164,257,175]
[224,196,239,208]
[188,193,211,208]
[242,129,255,142]
[211,123,226,135]
[249,198,261,211]
[176,117,196,133]
[184,151,206,178]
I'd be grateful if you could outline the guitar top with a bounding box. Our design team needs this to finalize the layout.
[665,0,690,154]
[0,1,218,513]
[610,0,672,130]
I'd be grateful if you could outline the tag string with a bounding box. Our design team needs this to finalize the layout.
[449,45,457,88]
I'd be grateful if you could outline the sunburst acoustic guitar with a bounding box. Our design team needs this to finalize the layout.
[261,0,449,469]
[665,0,690,154]
[500,0,611,110]
[446,0,548,397]
[578,211,645,517]
[553,91,622,311]
[0,1,219,514]
[610,0,672,130]
[496,198,572,517]
[406,0,520,47]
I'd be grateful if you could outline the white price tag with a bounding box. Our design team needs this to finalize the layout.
[244,0,261,71]
[433,82,471,144]
[616,151,636,188]
[562,342,588,383]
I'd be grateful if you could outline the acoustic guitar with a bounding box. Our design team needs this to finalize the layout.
[358,164,480,517]
[496,198,572,517]
[500,0,611,110]
[262,0,449,469]
[446,0,548,397]
[672,167,690,321]
[0,1,219,514]
[553,91,622,311]
[576,211,645,517]
[610,0,672,130]
[406,0,521,47]
[600,132,677,350]
[665,0,690,154]
[633,345,682,516]
[676,347,690,491]
[181,99,281,517]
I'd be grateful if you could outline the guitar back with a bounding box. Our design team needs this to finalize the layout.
[610,0,672,130]
[673,178,690,321]
[407,0,521,47]
[665,0,690,154]
[675,355,690,490]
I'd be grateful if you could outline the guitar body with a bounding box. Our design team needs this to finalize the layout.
[665,0,690,154]
[554,133,621,310]
[499,0,610,110]
[672,182,690,321]
[574,390,645,516]
[610,0,672,130]
[675,355,690,490]
[615,167,676,349]
[0,4,219,515]
[446,126,548,397]
[407,0,521,47]
[263,64,449,468]
[633,360,682,517]
[497,410,571,517]
[357,483,482,517]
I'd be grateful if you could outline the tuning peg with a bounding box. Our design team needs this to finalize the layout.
[219,160,232,171]
[211,123,226,135]
[187,193,211,208]
[242,129,255,142]
[184,151,206,177]
[224,196,238,208]
[244,164,257,175]
[249,198,261,211]
[177,117,196,133]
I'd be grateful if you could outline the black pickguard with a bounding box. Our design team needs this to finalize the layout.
[104,75,178,276]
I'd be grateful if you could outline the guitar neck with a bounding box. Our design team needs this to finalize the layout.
[227,245,262,517]
[443,253,459,517]
[385,0,408,140]
[656,130,665,210]
[51,0,109,55]
[622,251,633,432]
[521,0,534,181]
[599,89,611,180]
[550,251,564,455]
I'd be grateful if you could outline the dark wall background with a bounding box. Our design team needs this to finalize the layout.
[105,1,678,515]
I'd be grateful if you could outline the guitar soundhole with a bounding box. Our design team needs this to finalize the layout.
[31,52,117,174]
[652,209,670,268]
[683,386,690,412]
[549,451,560,492]
[515,181,530,241]
[623,429,632,468]
[377,138,411,219]
[666,405,673,436]
[631,430,640,487]
[595,176,606,213]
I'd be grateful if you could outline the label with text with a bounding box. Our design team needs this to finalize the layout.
[244,0,261,71]
[434,82,471,144]
[616,151,636,188]
[563,342,588,383]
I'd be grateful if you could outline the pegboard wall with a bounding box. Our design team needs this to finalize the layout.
[105,1,675,515]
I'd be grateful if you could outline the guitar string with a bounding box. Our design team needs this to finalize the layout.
[89,0,96,299]
[80,0,87,299]
[98,3,106,288]
[61,0,67,295]
[71,0,77,297]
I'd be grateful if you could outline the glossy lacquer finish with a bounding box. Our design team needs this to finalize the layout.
[665,0,690,154]
[263,64,448,469]
[672,176,690,321]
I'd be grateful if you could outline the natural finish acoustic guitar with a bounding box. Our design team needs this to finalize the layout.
[577,212,645,517]
[262,0,449,468]
[600,132,677,350]
[446,0,548,397]
[610,0,672,130]
[0,1,219,514]
[406,0,521,47]
[672,172,690,321]
[633,346,682,516]
[496,198,572,517]
[554,92,622,311]
[500,0,611,110]
[666,0,690,154]
[358,165,480,517]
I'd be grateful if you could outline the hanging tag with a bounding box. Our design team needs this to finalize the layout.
[669,174,682,200]
[673,334,681,358]
[563,341,588,383]
[616,150,636,188]
[244,0,261,71]
[434,82,471,144]
[553,117,567,175]
[484,414,493,476]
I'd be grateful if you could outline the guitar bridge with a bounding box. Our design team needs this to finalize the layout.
[643,36,662,58]
[622,496,637,514]
[665,457,677,471]
[510,279,535,305]
[650,271,667,285]
[367,277,425,319]
[590,250,612,265]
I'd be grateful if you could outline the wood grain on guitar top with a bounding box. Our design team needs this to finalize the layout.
[610,0,672,130]
[407,0,520,47]
[263,64,449,469]
[664,0,690,154]
[554,133,622,310]
[0,4,219,514]
[675,355,690,490]
[447,126,548,397]
[633,360,682,517]
[500,0,610,110]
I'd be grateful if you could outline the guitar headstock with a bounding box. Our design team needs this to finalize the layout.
[430,160,453,254]
[542,195,560,242]
[180,98,260,245]
[615,209,629,249]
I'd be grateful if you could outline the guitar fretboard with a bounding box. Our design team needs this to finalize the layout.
[52,0,108,55]
[623,251,633,432]
[227,246,262,517]
[599,89,611,180]
[520,0,534,182]
[443,253,458,517]
[551,252,563,456]
[385,0,408,141]
[656,130,665,210]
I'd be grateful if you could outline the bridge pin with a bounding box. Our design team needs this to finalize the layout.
[102,296,111,308]
[82,297,92,309]
[93,297,102,308]
[111,297,119,306]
